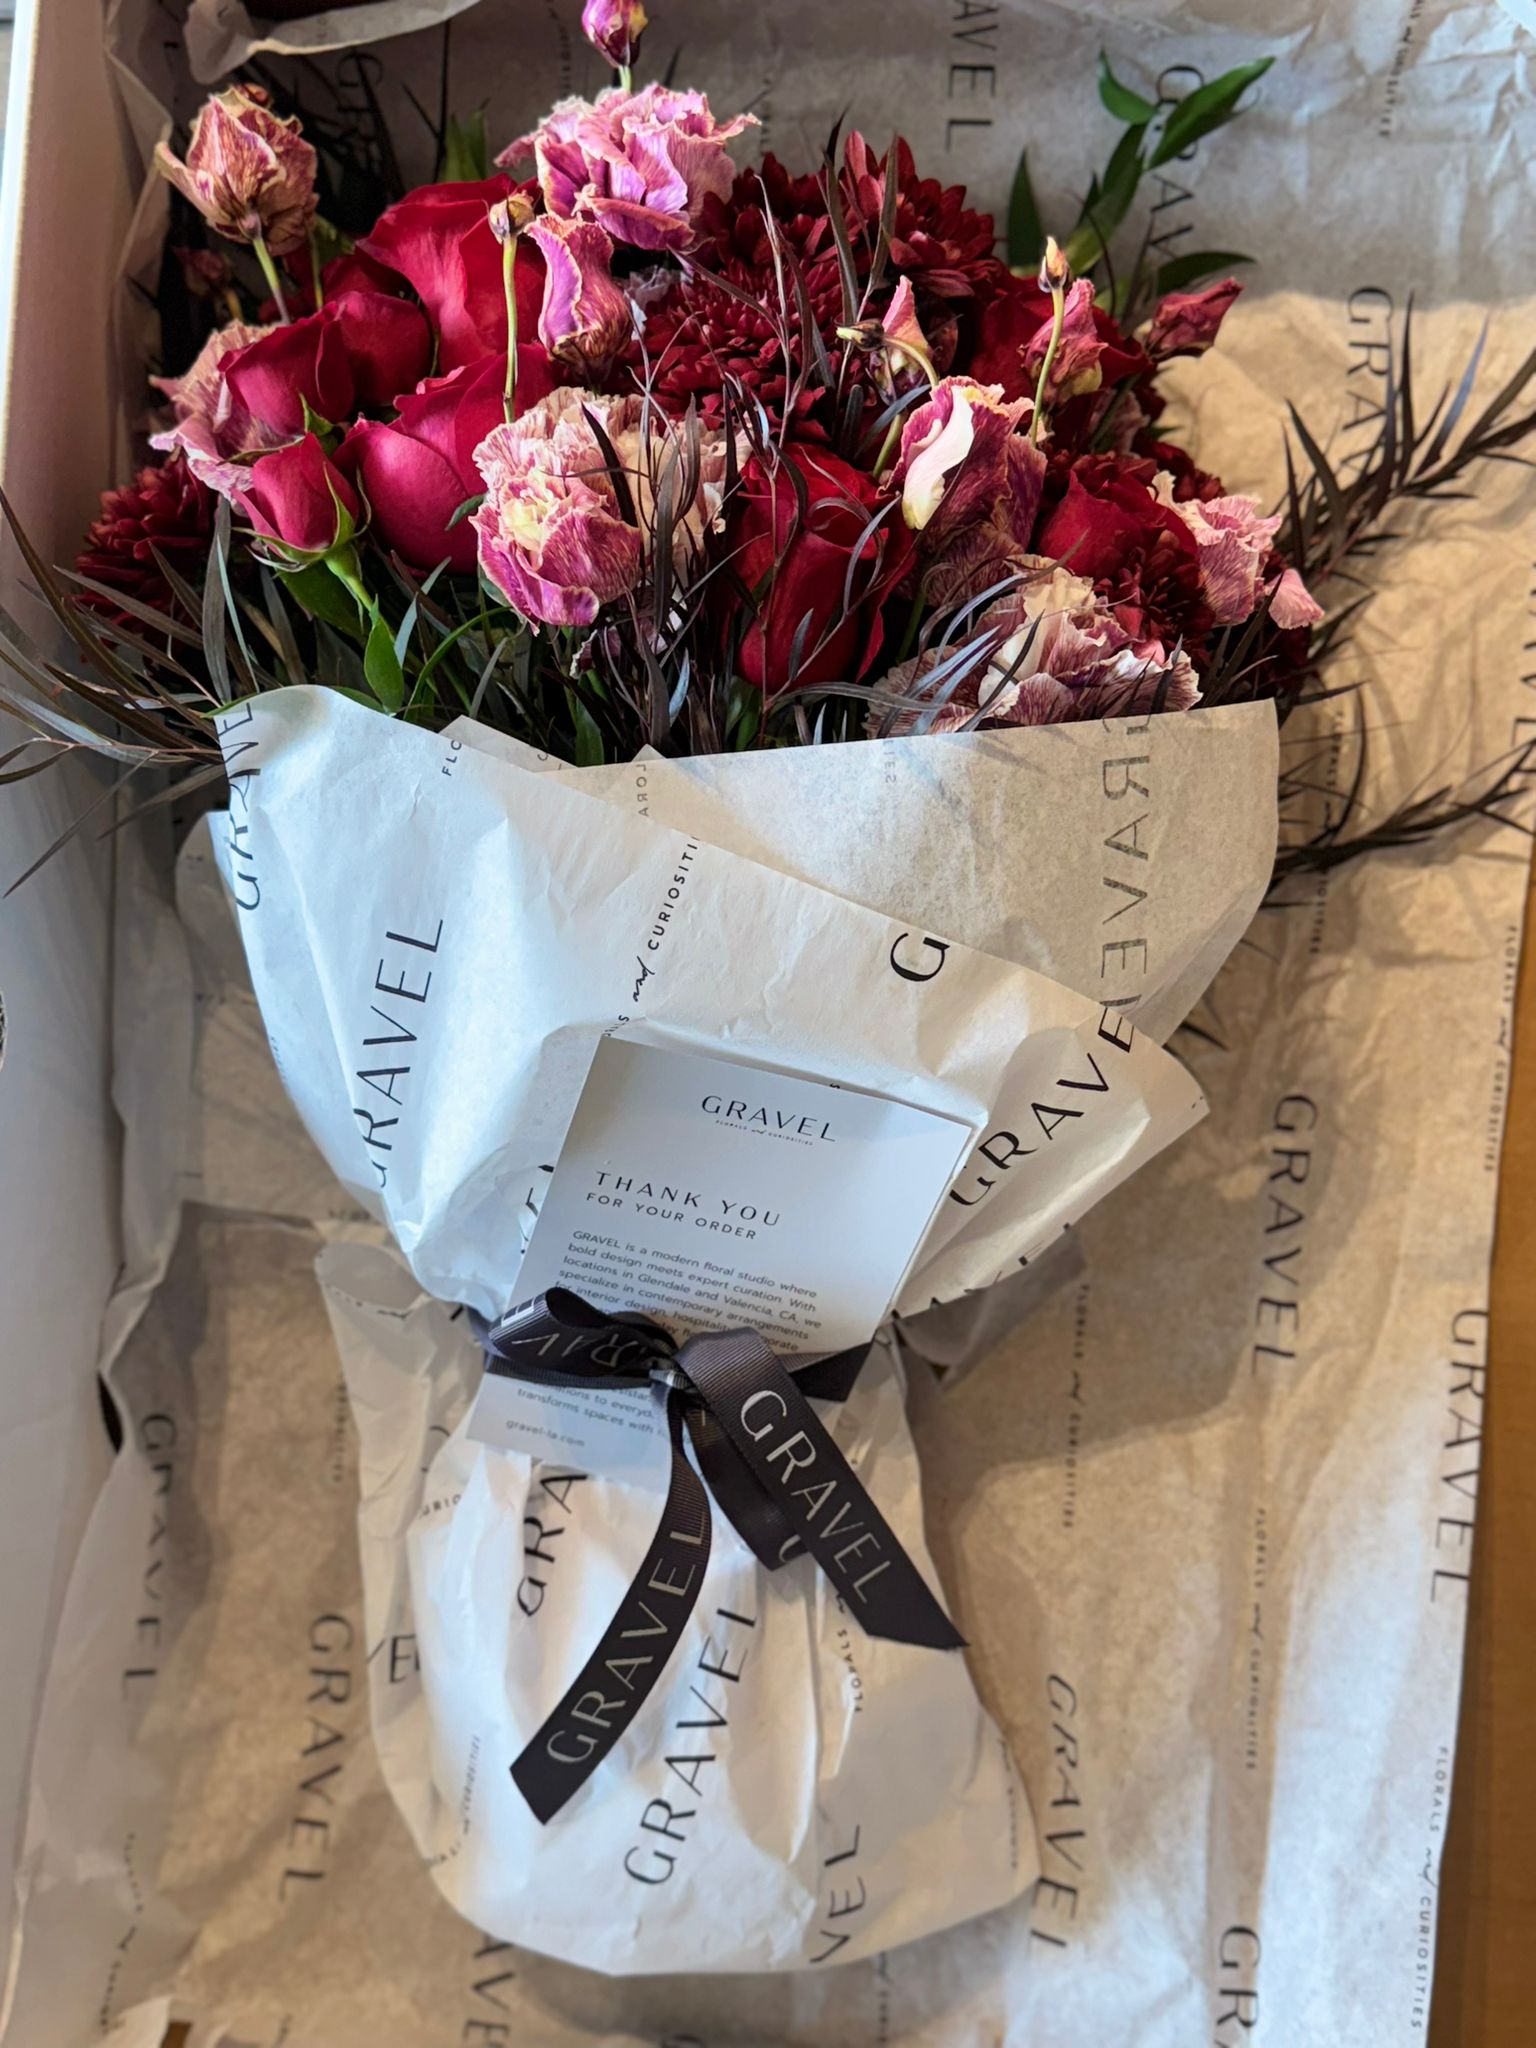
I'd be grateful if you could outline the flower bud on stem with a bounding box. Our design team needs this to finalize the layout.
[489,197,533,423]
[1030,234,1069,448]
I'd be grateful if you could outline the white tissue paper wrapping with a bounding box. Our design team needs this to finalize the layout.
[5,0,1534,2035]
[185,685,1274,1971]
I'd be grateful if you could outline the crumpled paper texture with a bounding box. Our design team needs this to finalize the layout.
[5,0,1535,2038]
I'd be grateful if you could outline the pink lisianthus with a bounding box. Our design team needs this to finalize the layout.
[890,377,1046,606]
[1025,278,1106,403]
[499,85,756,253]
[1153,474,1283,626]
[879,562,1202,735]
[525,217,634,372]
[1268,563,1324,630]
[582,0,647,68]
[472,387,730,625]
[156,84,317,255]
[1144,279,1243,361]
[338,348,559,574]
[149,320,289,498]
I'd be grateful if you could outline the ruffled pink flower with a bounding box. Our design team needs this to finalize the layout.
[1145,279,1243,361]
[890,377,1046,606]
[155,85,317,256]
[525,216,633,372]
[879,562,1201,734]
[472,387,730,626]
[149,321,289,499]
[1154,474,1281,626]
[1024,278,1106,402]
[499,85,756,253]
[582,0,647,68]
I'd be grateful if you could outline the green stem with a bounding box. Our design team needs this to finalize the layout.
[1030,283,1065,447]
[894,586,926,664]
[502,236,519,422]
[252,232,290,324]
[326,545,373,616]
[309,231,325,312]
[873,408,907,478]
[619,65,634,93]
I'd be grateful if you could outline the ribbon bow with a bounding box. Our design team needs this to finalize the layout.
[481,1289,964,1822]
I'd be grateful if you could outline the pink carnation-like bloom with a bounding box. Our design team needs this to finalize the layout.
[149,320,289,499]
[473,387,730,626]
[155,85,318,256]
[880,562,1201,734]
[499,85,755,253]
[1153,475,1284,626]
[1268,563,1324,630]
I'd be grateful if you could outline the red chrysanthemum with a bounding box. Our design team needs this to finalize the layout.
[76,451,215,629]
[637,135,997,431]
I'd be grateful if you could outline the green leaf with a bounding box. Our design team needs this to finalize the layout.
[1153,248,1254,294]
[1005,148,1045,272]
[1151,57,1274,168]
[282,561,365,639]
[364,609,406,711]
[1098,52,1157,126]
[565,688,606,766]
[443,108,490,184]
[1064,122,1146,275]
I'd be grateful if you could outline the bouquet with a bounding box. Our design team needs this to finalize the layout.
[5,0,1532,1981]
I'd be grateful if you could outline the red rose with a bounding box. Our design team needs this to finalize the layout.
[326,289,432,409]
[240,434,360,554]
[222,311,355,437]
[968,266,1149,403]
[337,348,558,573]
[729,444,908,692]
[359,177,546,374]
[1035,452,1208,653]
[321,247,407,301]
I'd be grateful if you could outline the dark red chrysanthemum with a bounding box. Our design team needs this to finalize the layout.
[839,135,998,301]
[637,135,997,431]
[76,451,215,628]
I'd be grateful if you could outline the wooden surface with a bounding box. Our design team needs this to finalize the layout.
[1431,864,1536,2042]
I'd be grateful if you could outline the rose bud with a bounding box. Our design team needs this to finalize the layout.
[219,310,356,438]
[525,217,633,373]
[582,0,648,70]
[325,289,433,409]
[1144,278,1244,361]
[239,434,360,556]
[338,348,559,573]
[155,84,318,257]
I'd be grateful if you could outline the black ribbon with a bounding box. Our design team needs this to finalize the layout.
[480,1288,964,1823]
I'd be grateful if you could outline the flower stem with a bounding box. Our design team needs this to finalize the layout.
[1030,282,1065,447]
[252,232,291,324]
[873,409,906,478]
[619,65,633,93]
[502,236,519,423]
[309,231,325,312]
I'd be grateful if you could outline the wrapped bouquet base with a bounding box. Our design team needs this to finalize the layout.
[326,1240,1032,1973]
[207,687,1276,1973]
